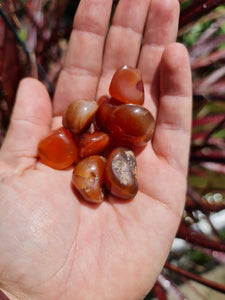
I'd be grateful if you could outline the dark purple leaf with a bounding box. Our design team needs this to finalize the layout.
[180,0,225,28]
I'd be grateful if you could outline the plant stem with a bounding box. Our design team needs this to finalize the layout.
[153,281,168,300]
[165,262,225,294]
[177,223,225,252]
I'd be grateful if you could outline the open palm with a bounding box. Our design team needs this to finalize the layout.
[0,0,192,299]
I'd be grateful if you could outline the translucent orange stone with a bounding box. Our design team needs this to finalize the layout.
[107,104,155,148]
[103,147,138,199]
[79,131,112,158]
[72,155,106,203]
[63,100,99,134]
[95,95,120,132]
[38,127,78,169]
[109,65,144,105]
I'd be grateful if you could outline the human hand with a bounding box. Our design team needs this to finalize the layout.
[0,0,192,299]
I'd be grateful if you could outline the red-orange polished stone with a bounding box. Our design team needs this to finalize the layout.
[109,65,144,105]
[107,104,155,148]
[95,95,120,132]
[38,127,78,169]
[79,131,112,158]
[104,147,138,199]
[72,155,106,203]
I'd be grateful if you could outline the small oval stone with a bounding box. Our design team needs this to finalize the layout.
[72,155,106,203]
[63,100,99,134]
[107,104,155,148]
[109,65,144,105]
[95,95,120,132]
[38,127,78,170]
[79,131,112,158]
[104,147,138,199]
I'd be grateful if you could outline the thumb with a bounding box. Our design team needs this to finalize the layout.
[0,78,52,174]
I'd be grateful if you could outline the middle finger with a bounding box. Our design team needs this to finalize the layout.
[97,0,150,97]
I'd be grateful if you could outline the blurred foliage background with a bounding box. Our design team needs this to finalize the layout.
[0,0,225,299]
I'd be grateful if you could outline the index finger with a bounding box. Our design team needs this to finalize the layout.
[53,0,113,116]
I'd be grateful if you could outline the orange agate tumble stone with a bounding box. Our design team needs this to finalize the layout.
[103,147,138,199]
[72,155,106,203]
[38,127,78,169]
[79,131,112,158]
[107,104,155,148]
[109,65,144,105]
